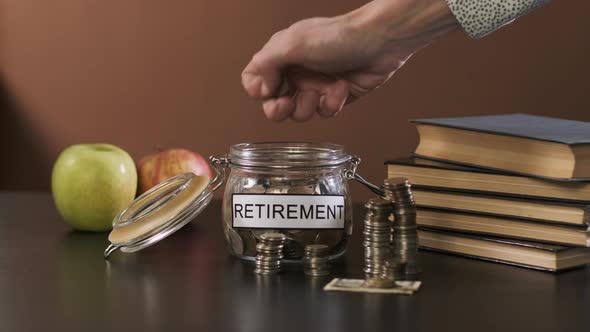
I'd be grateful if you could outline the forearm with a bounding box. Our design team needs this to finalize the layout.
[346,0,460,51]
[446,0,552,38]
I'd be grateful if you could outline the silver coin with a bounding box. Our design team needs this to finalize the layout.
[246,186,267,194]
[288,184,316,194]
[255,262,282,269]
[304,269,330,277]
[293,231,320,247]
[304,244,330,254]
[252,229,280,240]
[265,185,290,194]
[237,230,257,256]
[286,229,306,238]
[228,229,244,255]
[365,277,396,289]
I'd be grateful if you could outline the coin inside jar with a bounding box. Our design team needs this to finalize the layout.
[227,229,244,255]
[259,232,286,241]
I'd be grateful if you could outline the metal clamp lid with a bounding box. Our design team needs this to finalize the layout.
[103,157,227,259]
[343,156,386,197]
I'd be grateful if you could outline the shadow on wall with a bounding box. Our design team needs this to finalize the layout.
[0,78,49,190]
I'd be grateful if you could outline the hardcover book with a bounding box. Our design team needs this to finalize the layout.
[416,208,590,247]
[412,189,590,226]
[411,113,590,180]
[386,157,590,203]
[418,228,590,271]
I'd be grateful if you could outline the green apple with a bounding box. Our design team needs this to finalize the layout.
[51,144,137,231]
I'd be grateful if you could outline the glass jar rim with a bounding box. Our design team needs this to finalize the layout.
[229,142,352,169]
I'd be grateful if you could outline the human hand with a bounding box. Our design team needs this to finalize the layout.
[241,0,458,122]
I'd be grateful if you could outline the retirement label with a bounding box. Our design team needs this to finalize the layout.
[232,194,345,229]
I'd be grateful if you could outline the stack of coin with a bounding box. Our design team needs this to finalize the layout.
[254,233,287,275]
[381,257,405,282]
[365,257,406,289]
[383,177,421,281]
[365,276,395,289]
[362,198,394,278]
[302,244,330,276]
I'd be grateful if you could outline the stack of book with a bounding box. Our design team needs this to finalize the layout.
[386,113,590,272]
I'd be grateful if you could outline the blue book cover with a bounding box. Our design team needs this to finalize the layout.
[412,113,590,145]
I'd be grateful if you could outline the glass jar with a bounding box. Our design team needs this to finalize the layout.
[218,142,355,262]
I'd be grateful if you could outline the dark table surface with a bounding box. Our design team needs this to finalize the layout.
[1,192,589,332]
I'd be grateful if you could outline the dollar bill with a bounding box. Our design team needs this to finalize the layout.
[323,278,421,295]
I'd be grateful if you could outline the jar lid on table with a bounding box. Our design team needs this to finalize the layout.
[104,172,217,259]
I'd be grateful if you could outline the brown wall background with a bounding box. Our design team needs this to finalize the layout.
[1,0,589,202]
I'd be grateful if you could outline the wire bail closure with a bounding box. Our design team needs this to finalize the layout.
[343,155,386,197]
[208,155,228,192]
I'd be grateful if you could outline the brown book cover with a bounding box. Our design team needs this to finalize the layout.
[412,188,590,226]
[418,228,590,272]
[416,208,590,247]
[386,157,590,203]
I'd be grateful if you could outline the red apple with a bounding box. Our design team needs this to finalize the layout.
[137,148,213,195]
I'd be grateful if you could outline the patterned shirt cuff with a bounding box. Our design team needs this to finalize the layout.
[445,0,551,38]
